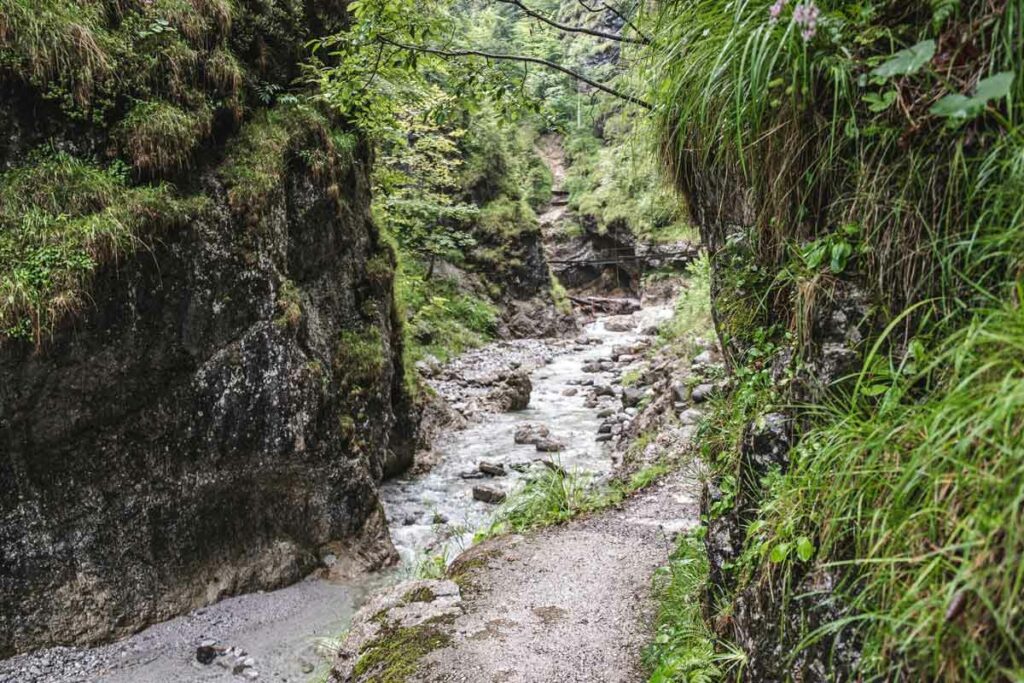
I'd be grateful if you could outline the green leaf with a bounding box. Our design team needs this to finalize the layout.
[862,90,897,112]
[861,384,890,397]
[770,542,790,563]
[930,94,977,119]
[796,536,815,562]
[975,72,1015,101]
[871,40,935,79]
[930,72,1015,120]
[830,241,853,273]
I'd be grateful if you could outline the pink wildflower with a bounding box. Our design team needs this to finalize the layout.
[793,1,820,40]
[768,0,787,24]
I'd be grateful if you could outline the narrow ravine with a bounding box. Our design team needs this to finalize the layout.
[0,307,669,683]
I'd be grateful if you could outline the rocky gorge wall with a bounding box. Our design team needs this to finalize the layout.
[0,0,416,657]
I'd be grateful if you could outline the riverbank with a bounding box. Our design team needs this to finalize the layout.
[0,298,689,683]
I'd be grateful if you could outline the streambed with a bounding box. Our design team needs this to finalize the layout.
[0,307,669,683]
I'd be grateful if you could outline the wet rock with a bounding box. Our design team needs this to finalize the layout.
[535,437,566,453]
[597,408,615,418]
[672,382,689,403]
[459,470,485,480]
[509,462,531,473]
[490,371,533,411]
[478,462,506,477]
[514,423,550,446]
[641,324,661,336]
[691,383,717,403]
[562,388,578,397]
[604,317,635,332]
[593,384,616,398]
[598,423,613,434]
[582,361,602,373]
[583,397,599,409]
[196,645,219,665]
[595,434,613,443]
[472,486,507,504]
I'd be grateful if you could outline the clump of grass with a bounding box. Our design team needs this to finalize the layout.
[119,100,211,174]
[483,460,675,539]
[0,150,194,346]
[488,466,594,535]
[760,305,1024,679]
[644,533,743,682]
[0,0,114,103]
[221,105,334,214]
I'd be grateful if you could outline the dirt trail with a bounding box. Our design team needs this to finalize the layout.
[413,471,699,683]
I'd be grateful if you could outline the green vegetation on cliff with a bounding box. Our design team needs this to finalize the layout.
[651,0,1024,678]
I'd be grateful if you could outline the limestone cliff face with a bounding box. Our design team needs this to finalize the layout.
[0,1,416,658]
[0,126,416,656]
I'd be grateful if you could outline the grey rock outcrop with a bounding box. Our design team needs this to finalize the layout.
[0,123,414,658]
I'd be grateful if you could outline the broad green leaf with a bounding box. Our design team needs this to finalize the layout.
[830,241,853,273]
[931,72,1015,120]
[796,536,815,562]
[861,384,889,397]
[930,94,977,119]
[871,40,935,79]
[770,542,790,563]
[975,72,1015,101]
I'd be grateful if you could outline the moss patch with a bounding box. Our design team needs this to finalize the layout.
[352,617,453,683]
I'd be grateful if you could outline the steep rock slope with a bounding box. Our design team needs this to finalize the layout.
[0,0,415,656]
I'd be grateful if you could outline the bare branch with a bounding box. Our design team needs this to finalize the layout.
[378,36,653,109]
[574,0,651,44]
[496,0,649,45]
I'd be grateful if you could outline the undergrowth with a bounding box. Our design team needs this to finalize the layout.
[650,0,1024,678]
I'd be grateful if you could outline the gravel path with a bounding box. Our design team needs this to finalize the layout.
[414,470,700,683]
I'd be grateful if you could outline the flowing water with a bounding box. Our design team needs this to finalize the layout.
[0,308,669,683]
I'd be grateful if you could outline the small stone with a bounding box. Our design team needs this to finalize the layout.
[597,408,615,418]
[593,384,616,398]
[598,422,613,434]
[595,434,613,443]
[678,408,703,426]
[535,437,566,453]
[243,670,259,680]
[562,388,578,396]
[473,486,507,504]
[584,397,599,408]
[459,470,485,480]
[621,387,644,408]
[692,383,717,403]
[514,423,550,445]
[692,350,715,366]
[479,461,507,477]
[196,645,218,665]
